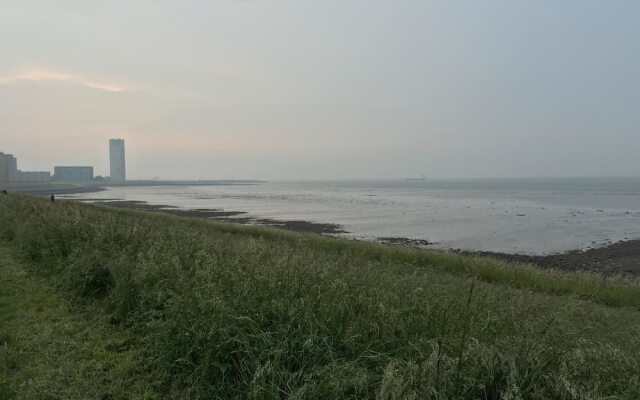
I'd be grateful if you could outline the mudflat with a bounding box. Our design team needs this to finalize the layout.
[465,240,640,277]
[90,199,346,234]
[85,198,640,278]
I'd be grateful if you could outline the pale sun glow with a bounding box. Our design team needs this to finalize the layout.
[0,68,128,93]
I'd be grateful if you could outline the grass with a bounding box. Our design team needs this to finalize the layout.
[1,193,640,399]
[0,244,157,399]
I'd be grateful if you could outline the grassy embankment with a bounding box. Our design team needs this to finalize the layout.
[0,244,156,399]
[1,194,639,399]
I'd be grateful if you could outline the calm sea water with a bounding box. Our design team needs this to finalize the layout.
[65,178,640,255]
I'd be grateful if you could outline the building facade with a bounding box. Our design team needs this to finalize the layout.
[109,139,126,182]
[16,171,51,182]
[0,152,18,182]
[53,166,94,182]
[0,153,7,182]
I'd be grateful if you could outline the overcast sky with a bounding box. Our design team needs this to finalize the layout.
[1,1,639,180]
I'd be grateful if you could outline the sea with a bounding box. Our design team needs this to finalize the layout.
[63,177,640,255]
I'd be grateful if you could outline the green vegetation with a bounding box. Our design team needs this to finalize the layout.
[1,194,639,399]
[0,244,156,399]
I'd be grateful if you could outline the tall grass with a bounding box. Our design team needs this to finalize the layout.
[1,194,639,399]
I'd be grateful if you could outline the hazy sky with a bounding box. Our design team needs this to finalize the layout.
[1,1,639,180]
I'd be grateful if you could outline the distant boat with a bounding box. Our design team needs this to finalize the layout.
[406,174,426,181]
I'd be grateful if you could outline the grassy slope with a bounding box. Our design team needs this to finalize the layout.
[0,244,157,399]
[1,194,639,399]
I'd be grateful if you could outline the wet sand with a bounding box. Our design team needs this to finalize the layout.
[82,199,640,277]
[89,200,346,235]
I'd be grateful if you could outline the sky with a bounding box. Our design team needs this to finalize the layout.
[1,1,639,180]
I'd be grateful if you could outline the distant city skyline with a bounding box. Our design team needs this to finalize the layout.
[1,138,124,182]
[1,1,639,180]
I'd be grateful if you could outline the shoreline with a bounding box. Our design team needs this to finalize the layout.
[79,198,640,277]
[4,184,107,196]
[2,180,264,197]
[87,199,346,235]
[458,240,640,277]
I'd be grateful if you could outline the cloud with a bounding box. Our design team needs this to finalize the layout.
[0,68,129,93]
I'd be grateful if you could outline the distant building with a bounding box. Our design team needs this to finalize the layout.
[0,153,7,182]
[0,152,18,182]
[15,170,51,182]
[53,166,94,182]
[1,152,51,182]
[109,139,126,182]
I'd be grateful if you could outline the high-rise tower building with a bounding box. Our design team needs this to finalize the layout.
[109,139,126,182]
